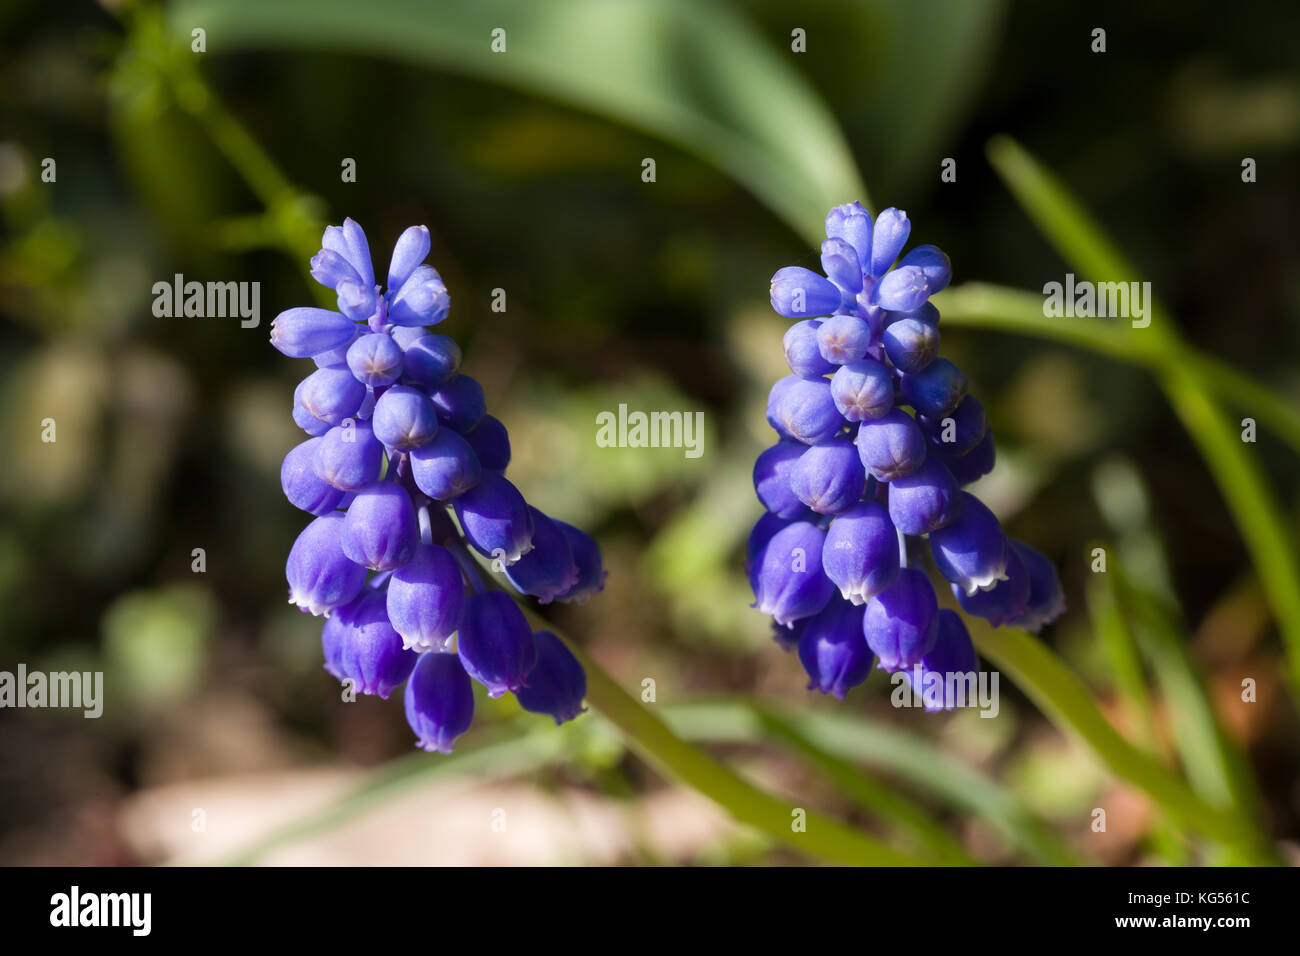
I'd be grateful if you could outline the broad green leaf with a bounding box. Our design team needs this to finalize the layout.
[171,0,867,244]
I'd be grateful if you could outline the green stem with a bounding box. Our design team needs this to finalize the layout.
[531,612,928,865]
[970,624,1277,863]
[936,282,1300,458]
[750,708,977,864]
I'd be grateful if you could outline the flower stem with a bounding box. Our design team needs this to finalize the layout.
[522,608,928,865]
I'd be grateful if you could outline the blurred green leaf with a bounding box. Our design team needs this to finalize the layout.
[102,584,214,708]
[836,0,1004,190]
[1089,459,1265,830]
[171,0,867,244]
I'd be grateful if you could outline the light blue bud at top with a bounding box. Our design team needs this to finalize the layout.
[954,540,1032,627]
[824,202,872,272]
[457,590,537,697]
[942,428,996,487]
[820,237,863,294]
[387,224,431,292]
[372,385,440,450]
[751,520,836,628]
[346,332,403,387]
[515,630,587,724]
[900,357,967,418]
[281,437,346,515]
[452,471,535,564]
[404,651,475,754]
[330,589,418,698]
[928,492,1009,595]
[410,427,482,500]
[298,366,367,427]
[856,409,927,480]
[789,438,866,515]
[823,501,900,604]
[898,245,952,294]
[333,218,376,289]
[504,508,579,604]
[286,512,366,616]
[1007,541,1066,633]
[766,375,800,439]
[388,265,450,327]
[313,418,384,491]
[402,334,462,389]
[774,378,845,444]
[770,266,842,317]
[817,314,873,365]
[271,307,358,358]
[783,320,835,380]
[292,379,332,436]
[903,609,978,712]
[830,359,893,422]
[921,395,987,457]
[868,208,911,278]
[882,317,940,373]
[310,248,362,291]
[798,597,872,699]
[342,481,419,571]
[552,520,607,603]
[386,543,465,652]
[876,267,929,313]
[753,440,809,518]
[335,278,378,322]
[888,454,962,535]
[863,567,939,672]
[876,245,951,312]
[463,414,511,472]
[429,374,486,433]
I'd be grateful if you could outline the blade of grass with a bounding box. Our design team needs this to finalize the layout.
[970,622,1277,863]
[1091,459,1266,825]
[658,701,1076,865]
[1088,562,1192,863]
[746,708,975,864]
[1088,569,1162,754]
[983,135,1300,706]
[1120,577,1265,823]
[530,616,928,865]
[936,284,1300,453]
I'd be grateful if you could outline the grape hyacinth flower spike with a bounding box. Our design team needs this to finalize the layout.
[752,202,1064,707]
[276,219,607,752]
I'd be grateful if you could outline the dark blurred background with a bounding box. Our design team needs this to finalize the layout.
[0,0,1296,865]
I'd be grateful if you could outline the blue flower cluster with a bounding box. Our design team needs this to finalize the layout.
[274,219,603,752]
[750,203,1065,706]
